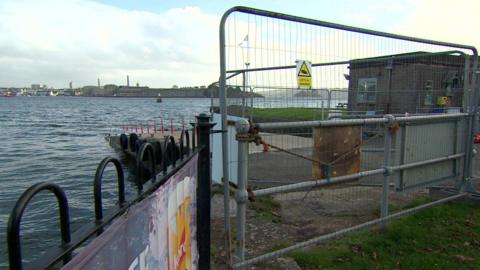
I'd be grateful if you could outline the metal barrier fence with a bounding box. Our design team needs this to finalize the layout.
[6,115,214,270]
[233,113,475,268]
[217,6,479,269]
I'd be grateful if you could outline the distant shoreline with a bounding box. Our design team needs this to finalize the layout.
[4,95,256,99]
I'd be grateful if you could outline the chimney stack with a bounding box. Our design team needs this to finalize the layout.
[69,81,73,89]
[97,78,100,88]
[127,75,130,87]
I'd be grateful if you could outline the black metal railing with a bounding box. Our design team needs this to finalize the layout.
[6,114,214,270]
[7,182,72,270]
[93,157,125,222]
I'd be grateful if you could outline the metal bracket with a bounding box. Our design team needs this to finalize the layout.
[210,129,227,134]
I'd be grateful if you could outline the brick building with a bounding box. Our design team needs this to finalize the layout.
[347,52,466,114]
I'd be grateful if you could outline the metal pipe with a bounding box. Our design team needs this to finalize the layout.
[256,113,468,131]
[390,153,465,172]
[233,193,467,269]
[327,90,332,111]
[396,113,468,123]
[235,119,250,266]
[461,55,479,192]
[361,148,395,153]
[222,6,477,54]
[381,115,394,224]
[241,72,246,117]
[253,152,464,198]
[226,50,467,74]
[219,7,234,268]
[257,118,386,130]
[253,168,385,197]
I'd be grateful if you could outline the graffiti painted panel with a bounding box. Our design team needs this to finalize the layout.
[62,154,198,270]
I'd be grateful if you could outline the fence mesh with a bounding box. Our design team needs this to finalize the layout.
[217,11,472,121]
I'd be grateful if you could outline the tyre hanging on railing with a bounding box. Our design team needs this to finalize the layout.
[129,133,138,152]
[119,134,129,151]
[136,142,156,190]
[151,140,163,165]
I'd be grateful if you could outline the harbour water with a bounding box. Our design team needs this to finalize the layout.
[0,97,211,268]
[0,95,342,268]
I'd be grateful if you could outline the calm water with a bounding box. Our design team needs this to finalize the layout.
[0,97,211,268]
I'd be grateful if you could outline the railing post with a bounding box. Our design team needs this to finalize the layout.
[196,113,215,270]
[381,115,395,225]
[234,119,250,266]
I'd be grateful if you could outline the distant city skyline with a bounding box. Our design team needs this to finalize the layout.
[0,0,478,88]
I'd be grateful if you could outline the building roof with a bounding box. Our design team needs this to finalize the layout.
[349,51,467,69]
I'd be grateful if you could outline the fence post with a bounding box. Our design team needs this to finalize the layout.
[381,115,395,224]
[242,72,246,117]
[234,119,250,266]
[460,55,479,193]
[327,89,332,112]
[196,113,215,270]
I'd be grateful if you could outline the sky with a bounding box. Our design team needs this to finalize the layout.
[0,0,478,89]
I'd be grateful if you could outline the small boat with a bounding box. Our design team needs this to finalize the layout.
[156,94,162,103]
[1,91,16,97]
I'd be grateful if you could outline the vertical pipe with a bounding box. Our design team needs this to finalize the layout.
[235,120,250,265]
[210,83,214,113]
[386,58,393,114]
[242,72,246,117]
[321,101,324,120]
[196,113,215,270]
[381,115,394,224]
[327,89,332,112]
[250,85,254,122]
[462,55,478,192]
[219,12,233,269]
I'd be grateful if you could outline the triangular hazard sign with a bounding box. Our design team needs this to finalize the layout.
[298,62,311,77]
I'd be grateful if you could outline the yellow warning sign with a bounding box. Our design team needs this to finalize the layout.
[296,60,312,89]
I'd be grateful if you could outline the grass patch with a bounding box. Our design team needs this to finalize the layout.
[250,195,282,223]
[288,201,480,269]
[372,196,432,217]
[247,107,337,121]
[269,241,291,252]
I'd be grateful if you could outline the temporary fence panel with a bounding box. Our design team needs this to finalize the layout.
[394,118,466,191]
[218,6,479,269]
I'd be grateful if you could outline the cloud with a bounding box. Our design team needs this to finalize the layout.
[0,0,220,88]
[394,0,480,53]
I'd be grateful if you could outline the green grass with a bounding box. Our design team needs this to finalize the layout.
[287,201,480,270]
[246,107,334,121]
[250,195,282,223]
